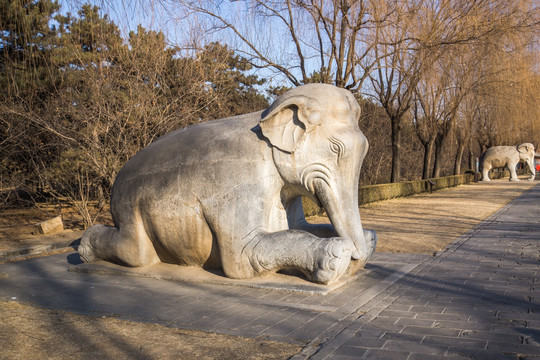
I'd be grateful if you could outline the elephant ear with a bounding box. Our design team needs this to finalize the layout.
[517,143,533,154]
[344,90,362,122]
[260,95,321,153]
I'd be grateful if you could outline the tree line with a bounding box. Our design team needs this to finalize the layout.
[1,0,539,226]
[178,0,539,182]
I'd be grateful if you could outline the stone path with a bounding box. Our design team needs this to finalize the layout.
[0,184,539,359]
[304,183,540,360]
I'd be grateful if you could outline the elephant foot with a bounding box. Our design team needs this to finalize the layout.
[509,178,520,182]
[78,243,96,263]
[351,230,378,262]
[311,237,352,285]
[78,225,103,263]
[364,229,378,260]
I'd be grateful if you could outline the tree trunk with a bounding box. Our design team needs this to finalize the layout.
[454,142,465,175]
[422,138,435,179]
[390,116,402,183]
[432,134,444,178]
[469,151,477,172]
[468,136,475,172]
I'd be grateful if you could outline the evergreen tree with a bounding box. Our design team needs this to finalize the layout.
[0,0,60,93]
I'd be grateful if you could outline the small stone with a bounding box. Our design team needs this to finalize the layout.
[33,215,64,235]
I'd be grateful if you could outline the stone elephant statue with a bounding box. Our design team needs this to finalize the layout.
[480,143,536,181]
[78,84,377,285]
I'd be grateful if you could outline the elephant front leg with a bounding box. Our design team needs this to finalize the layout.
[527,163,536,181]
[245,230,354,284]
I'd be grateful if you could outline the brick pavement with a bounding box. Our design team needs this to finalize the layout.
[0,183,539,359]
[305,183,540,359]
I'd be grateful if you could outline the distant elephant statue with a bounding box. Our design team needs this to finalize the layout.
[78,84,377,285]
[480,143,536,182]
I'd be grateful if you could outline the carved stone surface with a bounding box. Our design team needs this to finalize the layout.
[78,84,377,285]
[480,143,536,182]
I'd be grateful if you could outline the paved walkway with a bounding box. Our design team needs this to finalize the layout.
[0,184,539,359]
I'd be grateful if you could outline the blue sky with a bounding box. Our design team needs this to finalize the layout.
[59,0,164,37]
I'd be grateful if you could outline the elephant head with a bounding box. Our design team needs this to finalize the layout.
[517,143,536,180]
[259,84,371,262]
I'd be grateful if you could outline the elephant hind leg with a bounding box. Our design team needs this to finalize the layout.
[79,224,159,267]
[481,165,491,181]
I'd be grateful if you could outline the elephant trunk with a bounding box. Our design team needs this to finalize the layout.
[313,178,372,265]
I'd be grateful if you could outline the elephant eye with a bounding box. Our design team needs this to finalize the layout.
[329,137,344,160]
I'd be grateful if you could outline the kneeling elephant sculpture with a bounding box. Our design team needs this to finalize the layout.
[79,84,377,285]
[480,143,536,182]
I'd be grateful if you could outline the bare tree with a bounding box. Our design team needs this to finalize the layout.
[173,0,395,92]
[413,52,464,179]
[454,93,481,175]
[413,89,439,180]
[370,46,431,182]
[367,0,443,182]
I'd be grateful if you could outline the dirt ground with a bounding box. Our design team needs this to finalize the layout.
[0,301,301,360]
[0,203,110,252]
[0,176,537,359]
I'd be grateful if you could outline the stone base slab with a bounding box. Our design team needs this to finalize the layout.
[69,260,370,295]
